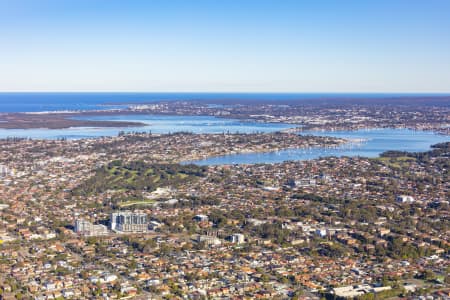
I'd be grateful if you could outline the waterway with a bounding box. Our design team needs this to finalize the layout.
[0,115,292,139]
[0,113,447,164]
[186,128,449,165]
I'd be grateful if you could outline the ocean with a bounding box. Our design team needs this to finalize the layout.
[0,92,449,113]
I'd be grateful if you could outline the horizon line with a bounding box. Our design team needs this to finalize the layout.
[1,91,450,95]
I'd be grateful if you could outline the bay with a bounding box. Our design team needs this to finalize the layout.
[0,115,293,139]
[186,128,450,165]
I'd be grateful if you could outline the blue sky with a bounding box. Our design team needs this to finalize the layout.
[1,0,450,92]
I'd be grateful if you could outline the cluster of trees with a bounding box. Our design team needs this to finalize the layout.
[385,237,434,259]
[169,196,221,208]
[245,221,291,245]
[120,236,157,254]
[381,142,449,162]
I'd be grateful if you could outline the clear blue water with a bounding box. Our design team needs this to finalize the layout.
[186,128,450,165]
[0,92,448,112]
[0,115,293,139]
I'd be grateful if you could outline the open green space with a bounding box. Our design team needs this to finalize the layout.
[73,160,207,196]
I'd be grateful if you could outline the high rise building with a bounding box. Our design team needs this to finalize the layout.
[110,211,148,233]
[75,219,108,236]
[229,233,245,244]
[0,165,11,177]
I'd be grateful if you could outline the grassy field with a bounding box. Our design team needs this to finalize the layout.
[376,156,416,168]
[118,199,156,208]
